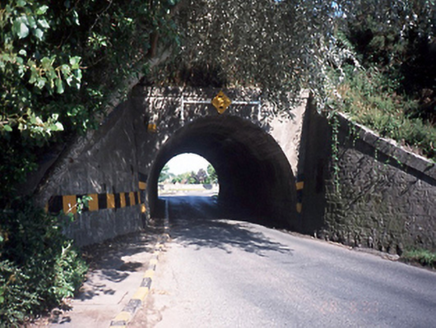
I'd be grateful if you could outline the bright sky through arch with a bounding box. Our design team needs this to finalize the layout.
[166,153,211,175]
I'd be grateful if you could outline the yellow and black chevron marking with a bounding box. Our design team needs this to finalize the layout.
[46,174,149,214]
[46,177,147,214]
[46,191,143,214]
[138,172,147,214]
[138,172,147,191]
[296,174,304,213]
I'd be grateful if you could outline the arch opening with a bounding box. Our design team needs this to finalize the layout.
[147,115,298,229]
[157,153,219,197]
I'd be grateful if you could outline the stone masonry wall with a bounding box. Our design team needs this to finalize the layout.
[50,101,144,246]
[302,106,436,253]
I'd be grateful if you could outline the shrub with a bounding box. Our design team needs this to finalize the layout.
[0,200,87,327]
[402,249,436,269]
[336,66,436,162]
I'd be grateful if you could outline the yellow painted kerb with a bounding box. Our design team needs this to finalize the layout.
[132,287,149,301]
[113,311,131,323]
[144,270,155,278]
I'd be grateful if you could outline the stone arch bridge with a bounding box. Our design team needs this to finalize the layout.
[32,86,436,252]
[34,87,307,246]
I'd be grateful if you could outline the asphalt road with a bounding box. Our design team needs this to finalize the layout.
[131,195,436,328]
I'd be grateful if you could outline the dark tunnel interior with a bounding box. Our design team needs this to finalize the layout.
[147,115,298,229]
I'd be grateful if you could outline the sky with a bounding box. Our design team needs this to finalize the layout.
[166,153,211,175]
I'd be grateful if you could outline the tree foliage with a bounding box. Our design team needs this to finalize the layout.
[331,0,436,159]
[338,0,436,120]
[168,165,217,185]
[0,1,177,323]
[158,164,173,183]
[0,0,177,203]
[206,164,218,184]
[158,0,342,107]
[0,201,87,326]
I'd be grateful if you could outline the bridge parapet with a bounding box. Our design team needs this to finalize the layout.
[134,87,263,129]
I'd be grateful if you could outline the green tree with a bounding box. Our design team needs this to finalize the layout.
[0,200,87,326]
[207,164,218,184]
[5,0,436,204]
[3,2,436,321]
[158,164,172,183]
[339,0,436,119]
[160,0,344,108]
[171,175,183,184]
[0,0,178,204]
[0,1,178,323]
[187,171,199,184]
[196,168,207,184]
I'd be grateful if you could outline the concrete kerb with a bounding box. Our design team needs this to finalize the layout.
[109,201,170,328]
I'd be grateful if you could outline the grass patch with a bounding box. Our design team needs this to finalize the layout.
[334,66,436,162]
[401,249,436,269]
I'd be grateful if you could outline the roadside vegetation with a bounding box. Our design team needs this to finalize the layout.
[332,67,436,162]
[329,2,436,161]
[0,1,173,325]
[0,201,87,327]
[401,249,436,269]
[1,0,435,325]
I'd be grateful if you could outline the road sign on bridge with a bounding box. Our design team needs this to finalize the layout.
[212,90,232,114]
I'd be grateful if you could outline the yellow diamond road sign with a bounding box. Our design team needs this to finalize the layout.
[212,91,231,114]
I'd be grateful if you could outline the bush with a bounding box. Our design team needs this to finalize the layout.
[402,249,436,269]
[335,66,436,162]
[0,201,87,327]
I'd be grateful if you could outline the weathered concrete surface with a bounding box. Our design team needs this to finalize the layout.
[267,90,309,176]
[49,100,145,246]
[301,105,436,253]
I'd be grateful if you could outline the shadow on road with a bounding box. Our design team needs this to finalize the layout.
[76,228,162,302]
[163,196,294,257]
